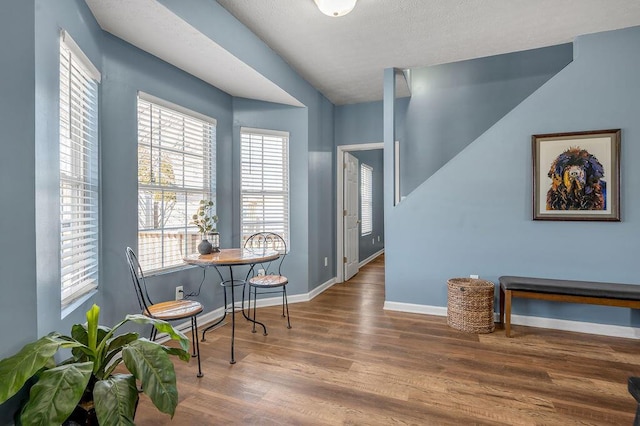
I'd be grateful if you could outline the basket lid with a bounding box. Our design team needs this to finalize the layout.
[448,278,494,289]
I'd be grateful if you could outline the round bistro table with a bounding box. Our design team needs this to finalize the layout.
[184,248,279,364]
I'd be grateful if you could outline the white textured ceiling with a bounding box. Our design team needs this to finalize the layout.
[87,0,640,106]
[84,0,303,106]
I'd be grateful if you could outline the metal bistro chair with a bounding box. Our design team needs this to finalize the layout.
[243,232,292,333]
[125,247,203,377]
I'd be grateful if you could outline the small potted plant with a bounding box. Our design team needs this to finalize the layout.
[192,199,219,254]
[0,304,190,425]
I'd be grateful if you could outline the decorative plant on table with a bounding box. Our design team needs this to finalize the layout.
[192,199,219,254]
[0,304,190,426]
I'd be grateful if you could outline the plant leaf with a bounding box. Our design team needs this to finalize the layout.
[0,335,64,403]
[103,358,123,378]
[20,362,93,426]
[86,304,100,352]
[122,340,179,417]
[162,345,192,362]
[100,333,140,378]
[106,333,139,361]
[123,314,190,352]
[94,374,138,426]
[71,324,88,346]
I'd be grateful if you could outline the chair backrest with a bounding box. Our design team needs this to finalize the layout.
[243,232,287,276]
[125,247,153,313]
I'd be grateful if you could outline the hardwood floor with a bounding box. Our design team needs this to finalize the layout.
[136,255,639,425]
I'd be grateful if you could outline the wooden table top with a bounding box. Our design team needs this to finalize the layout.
[183,248,279,266]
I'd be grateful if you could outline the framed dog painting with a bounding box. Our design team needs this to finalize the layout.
[532,129,620,221]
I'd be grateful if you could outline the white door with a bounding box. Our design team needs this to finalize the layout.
[344,152,359,281]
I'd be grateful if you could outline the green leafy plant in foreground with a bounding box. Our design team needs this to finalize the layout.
[0,304,190,425]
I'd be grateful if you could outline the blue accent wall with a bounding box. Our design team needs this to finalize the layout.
[0,1,37,421]
[0,0,37,357]
[351,150,385,261]
[159,0,336,289]
[99,32,235,326]
[384,26,640,327]
[232,98,309,294]
[1,0,336,384]
[34,0,104,339]
[2,0,639,420]
[403,44,573,197]
[334,99,408,148]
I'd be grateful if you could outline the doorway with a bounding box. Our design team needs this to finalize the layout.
[336,142,384,283]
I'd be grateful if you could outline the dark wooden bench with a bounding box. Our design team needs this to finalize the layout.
[498,276,640,337]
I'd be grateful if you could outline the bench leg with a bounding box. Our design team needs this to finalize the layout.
[505,289,512,338]
[499,285,505,326]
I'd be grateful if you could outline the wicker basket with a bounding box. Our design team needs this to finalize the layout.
[447,278,495,333]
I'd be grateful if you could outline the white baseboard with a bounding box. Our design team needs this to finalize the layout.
[510,313,640,339]
[383,301,640,340]
[359,249,384,268]
[383,301,447,317]
[306,277,338,301]
[157,277,338,342]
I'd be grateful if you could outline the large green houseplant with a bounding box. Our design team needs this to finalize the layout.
[0,304,190,425]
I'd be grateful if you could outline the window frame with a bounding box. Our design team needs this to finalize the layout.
[136,92,216,273]
[360,163,373,236]
[59,30,101,309]
[240,127,290,249]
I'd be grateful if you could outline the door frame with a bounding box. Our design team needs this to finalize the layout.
[336,142,383,283]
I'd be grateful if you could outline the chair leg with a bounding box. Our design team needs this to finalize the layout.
[251,286,257,334]
[283,287,291,329]
[150,326,157,341]
[193,316,203,378]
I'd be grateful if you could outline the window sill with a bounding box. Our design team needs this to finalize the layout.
[61,289,98,319]
[145,264,195,278]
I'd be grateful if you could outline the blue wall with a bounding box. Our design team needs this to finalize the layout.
[351,150,385,261]
[385,26,640,327]
[0,0,37,358]
[0,1,37,421]
[34,0,105,337]
[333,44,572,200]
[159,0,336,289]
[100,32,235,326]
[334,99,408,147]
[2,0,639,420]
[232,98,309,294]
[403,44,573,196]
[1,0,337,363]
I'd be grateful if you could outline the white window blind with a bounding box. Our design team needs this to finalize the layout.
[240,128,289,248]
[137,93,216,272]
[361,163,373,236]
[59,31,100,308]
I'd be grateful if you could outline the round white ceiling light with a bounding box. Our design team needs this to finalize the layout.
[314,0,357,17]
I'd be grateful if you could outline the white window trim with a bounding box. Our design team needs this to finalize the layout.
[136,94,216,273]
[59,30,100,309]
[240,127,290,249]
[360,163,373,236]
[138,91,216,126]
[60,30,101,82]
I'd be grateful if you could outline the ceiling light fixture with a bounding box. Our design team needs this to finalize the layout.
[314,0,357,17]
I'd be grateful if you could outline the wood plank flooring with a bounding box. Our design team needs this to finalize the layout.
[136,255,640,425]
